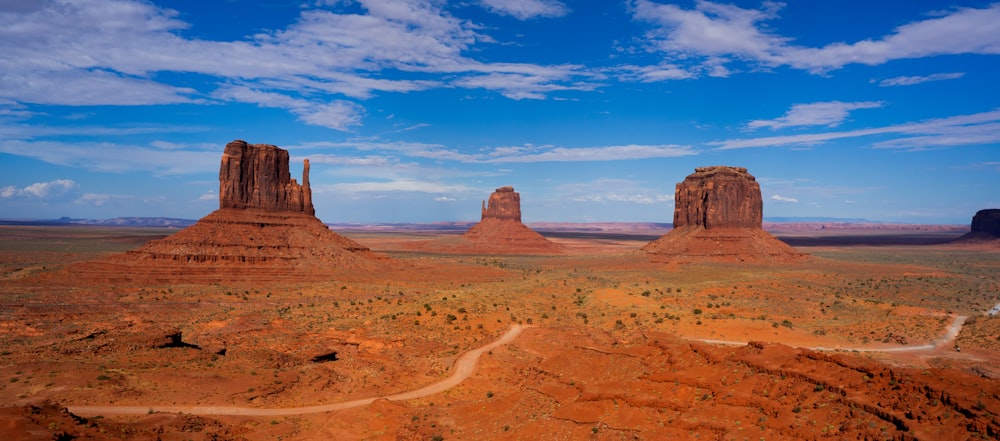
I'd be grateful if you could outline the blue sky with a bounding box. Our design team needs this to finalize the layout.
[1,0,998,224]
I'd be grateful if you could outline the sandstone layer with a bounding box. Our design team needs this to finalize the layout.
[61,141,384,283]
[955,209,1000,245]
[644,166,806,262]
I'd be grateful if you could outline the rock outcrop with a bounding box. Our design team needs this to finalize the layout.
[673,166,762,229]
[954,209,1000,245]
[219,140,314,215]
[971,209,1000,236]
[481,186,521,222]
[66,140,385,284]
[643,166,806,262]
[409,186,562,254]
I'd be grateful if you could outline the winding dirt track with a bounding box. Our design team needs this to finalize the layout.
[68,324,525,417]
[697,314,969,353]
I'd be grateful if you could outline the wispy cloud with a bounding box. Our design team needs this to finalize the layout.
[714,108,1000,150]
[878,72,965,87]
[630,1,1000,77]
[1,179,78,199]
[297,140,697,163]
[0,140,220,175]
[479,0,569,20]
[747,101,883,130]
[0,0,595,125]
[559,178,674,205]
[482,144,696,162]
[769,194,798,203]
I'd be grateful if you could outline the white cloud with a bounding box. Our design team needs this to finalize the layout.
[479,0,569,20]
[714,108,1000,150]
[747,101,883,130]
[213,85,363,131]
[0,0,594,120]
[482,144,697,163]
[298,140,697,163]
[324,179,470,194]
[631,1,1000,76]
[559,178,673,205]
[1,179,78,199]
[197,191,217,201]
[75,193,113,206]
[878,72,964,87]
[770,194,798,203]
[434,196,457,202]
[0,140,220,175]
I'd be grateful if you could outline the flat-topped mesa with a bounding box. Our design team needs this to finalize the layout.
[643,166,806,262]
[220,140,314,215]
[971,209,1000,236]
[673,166,762,230]
[481,186,521,222]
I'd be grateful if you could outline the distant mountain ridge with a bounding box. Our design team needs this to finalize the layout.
[0,217,196,227]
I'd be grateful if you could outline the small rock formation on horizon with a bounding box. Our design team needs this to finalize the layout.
[69,140,384,283]
[450,186,561,254]
[643,166,806,262]
[954,208,1000,245]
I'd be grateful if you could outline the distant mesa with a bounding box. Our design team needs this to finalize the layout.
[64,140,386,283]
[459,186,563,254]
[953,209,1000,245]
[411,186,562,254]
[643,166,807,262]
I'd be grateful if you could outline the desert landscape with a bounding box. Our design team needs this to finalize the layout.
[1,143,998,441]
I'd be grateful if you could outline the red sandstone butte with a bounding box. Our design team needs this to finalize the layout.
[220,140,314,215]
[954,208,1000,245]
[61,141,385,284]
[643,166,806,262]
[414,186,562,255]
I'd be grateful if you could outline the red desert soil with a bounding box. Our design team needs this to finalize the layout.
[1,225,999,440]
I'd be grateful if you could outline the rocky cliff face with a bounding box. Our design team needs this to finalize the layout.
[69,140,383,283]
[644,166,806,262]
[482,186,522,222]
[673,166,762,229]
[219,140,314,215]
[970,209,1000,236]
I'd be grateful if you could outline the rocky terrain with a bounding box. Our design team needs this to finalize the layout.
[644,166,808,262]
[1,157,998,440]
[955,209,1000,246]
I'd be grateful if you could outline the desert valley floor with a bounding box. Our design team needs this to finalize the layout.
[1,225,999,440]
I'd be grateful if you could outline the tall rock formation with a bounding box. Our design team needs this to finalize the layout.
[481,186,521,222]
[673,166,762,229]
[409,186,561,254]
[954,209,1000,245]
[219,140,314,215]
[970,209,1000,236]
[643,166,806,262]
[69,140,384,284]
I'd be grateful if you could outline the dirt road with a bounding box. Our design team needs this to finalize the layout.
[68,324,526,417]
[695,314,969,354]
